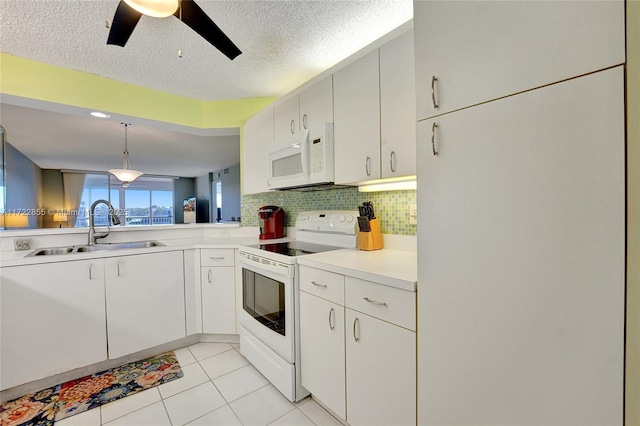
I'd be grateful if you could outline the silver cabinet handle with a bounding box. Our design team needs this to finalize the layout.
[302,114,308,130]
[208,269,212,283]
[311,280,327,288]
[329,308,335,331]
[353,317,360,342]
[210,256,225,260]
[431,75,439,109]
[117,260,121,277]
[431,122,438,156]
[365,156,371,176]
[390,150,396,173]
[364,297,388,307]
[290,119,295,134]
[89,263,93,280]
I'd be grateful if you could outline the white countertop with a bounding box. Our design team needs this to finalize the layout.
[298,248,417,291]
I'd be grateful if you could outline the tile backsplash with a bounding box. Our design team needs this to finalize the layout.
[241,187,416,236]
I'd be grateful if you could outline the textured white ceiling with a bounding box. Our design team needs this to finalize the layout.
[0,0,413,178]
[0,0,413,100]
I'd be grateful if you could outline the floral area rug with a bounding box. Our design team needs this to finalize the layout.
[0,351,183,426]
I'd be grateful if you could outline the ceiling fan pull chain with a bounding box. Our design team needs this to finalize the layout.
[177,1,184,58]
[104,0,111,28]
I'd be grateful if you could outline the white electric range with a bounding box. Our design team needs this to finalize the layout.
[237,210,358,402]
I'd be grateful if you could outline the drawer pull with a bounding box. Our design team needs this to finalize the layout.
[364,297,388,307]
[329,308,335,331]
[353,318,360,342]
[210,256,225,260]
[311,281,327,288]
[89,264,93,280]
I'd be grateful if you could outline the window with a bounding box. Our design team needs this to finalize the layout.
[76,174,174,227]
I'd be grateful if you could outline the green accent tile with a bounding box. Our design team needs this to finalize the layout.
[241,187,416,236]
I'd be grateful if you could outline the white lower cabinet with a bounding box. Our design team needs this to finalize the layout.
[0,259,108,390]
[299,265,416,425]
[201,249,236,334]
[346,309,416,426]
[105,251,186,359]
[299,291,346,419]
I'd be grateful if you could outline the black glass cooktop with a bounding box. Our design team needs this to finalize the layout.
[247,241,342,257]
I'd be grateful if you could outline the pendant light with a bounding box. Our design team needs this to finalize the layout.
[123,0,179,18]
[109,123,143,187]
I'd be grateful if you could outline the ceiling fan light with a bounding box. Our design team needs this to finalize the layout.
[109,168,144,184]
[123,0,179,18]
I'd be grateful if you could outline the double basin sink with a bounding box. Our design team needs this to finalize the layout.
[27,240,165,257]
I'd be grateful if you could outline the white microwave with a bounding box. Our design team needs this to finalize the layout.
[267,122,335,191]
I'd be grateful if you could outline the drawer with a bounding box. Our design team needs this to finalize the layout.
[299,266,345,305]
[201,249,235,267]
[345,277,416,330]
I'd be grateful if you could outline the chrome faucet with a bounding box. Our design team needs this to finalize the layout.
[88,199,121,245]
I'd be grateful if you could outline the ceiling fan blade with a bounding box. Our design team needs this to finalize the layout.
[176,0,242,60]
[107,1,143,47]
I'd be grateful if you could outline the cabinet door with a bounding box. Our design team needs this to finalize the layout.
[105,251,186,359]
[334,50,381,183]
[299,291,346,420]
[242,107,273,195]
[414,0,625,120]
[380,29,416,179]
[202,267,236,334]
[0,260,107,390]
[299,76,333,137]
[417,68,625,425]
[345,309,416,426]
[274,96,300,146]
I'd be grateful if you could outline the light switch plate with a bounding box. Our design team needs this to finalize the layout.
[409,204,417,225]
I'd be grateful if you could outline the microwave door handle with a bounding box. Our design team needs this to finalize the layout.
[300,129,310,183]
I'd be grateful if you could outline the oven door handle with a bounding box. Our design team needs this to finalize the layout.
[238,256,293,279]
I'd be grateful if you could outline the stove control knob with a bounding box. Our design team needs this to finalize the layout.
[339,215,346,222]
[347,216,354,223]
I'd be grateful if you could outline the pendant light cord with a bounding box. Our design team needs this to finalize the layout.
[122,123,131,170]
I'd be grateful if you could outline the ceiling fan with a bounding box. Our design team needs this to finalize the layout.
[107,0,242,60]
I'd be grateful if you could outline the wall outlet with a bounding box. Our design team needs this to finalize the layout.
[14,238,32,251]
[219,229,230,236]
[409,204,417,225]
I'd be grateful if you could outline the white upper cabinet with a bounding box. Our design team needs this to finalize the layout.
[242,107,274,195]
[274,76,334,147]
[274,96,300,147]
[380,29,416,178]
[414,0,625,120]
[299,76,334,138]
[334,49,382,184]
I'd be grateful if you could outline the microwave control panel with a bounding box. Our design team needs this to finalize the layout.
[311,137,324,174]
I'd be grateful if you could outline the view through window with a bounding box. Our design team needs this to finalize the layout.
[75,174,174,227]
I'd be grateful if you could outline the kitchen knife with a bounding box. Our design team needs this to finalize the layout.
[358,216,371,232]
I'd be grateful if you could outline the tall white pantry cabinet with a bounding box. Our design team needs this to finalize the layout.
[414,1,626,425]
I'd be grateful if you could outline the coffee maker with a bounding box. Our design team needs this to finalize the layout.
[258,206,285,240]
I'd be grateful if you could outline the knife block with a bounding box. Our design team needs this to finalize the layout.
[358,218,383,251]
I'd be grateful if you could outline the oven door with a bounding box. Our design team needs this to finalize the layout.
[238,258,294,363]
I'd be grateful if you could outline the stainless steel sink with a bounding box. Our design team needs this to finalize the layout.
[28,247,75,256]
[26,240,166,257]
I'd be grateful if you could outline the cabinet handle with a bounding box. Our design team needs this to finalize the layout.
[390,151,396,173]
[365,156,371,176]
[117,260,121,277]
[302,114,308,130]
[210,256,225,260]
[431,75,439,109]
[353,317,360,342]
[208,269,212,283]
[290,119,295,134]
[329,308,335,331]
[431,122,439,156]
[89,264,93,280]
[311,280,327,288]
[364,297,388,307]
